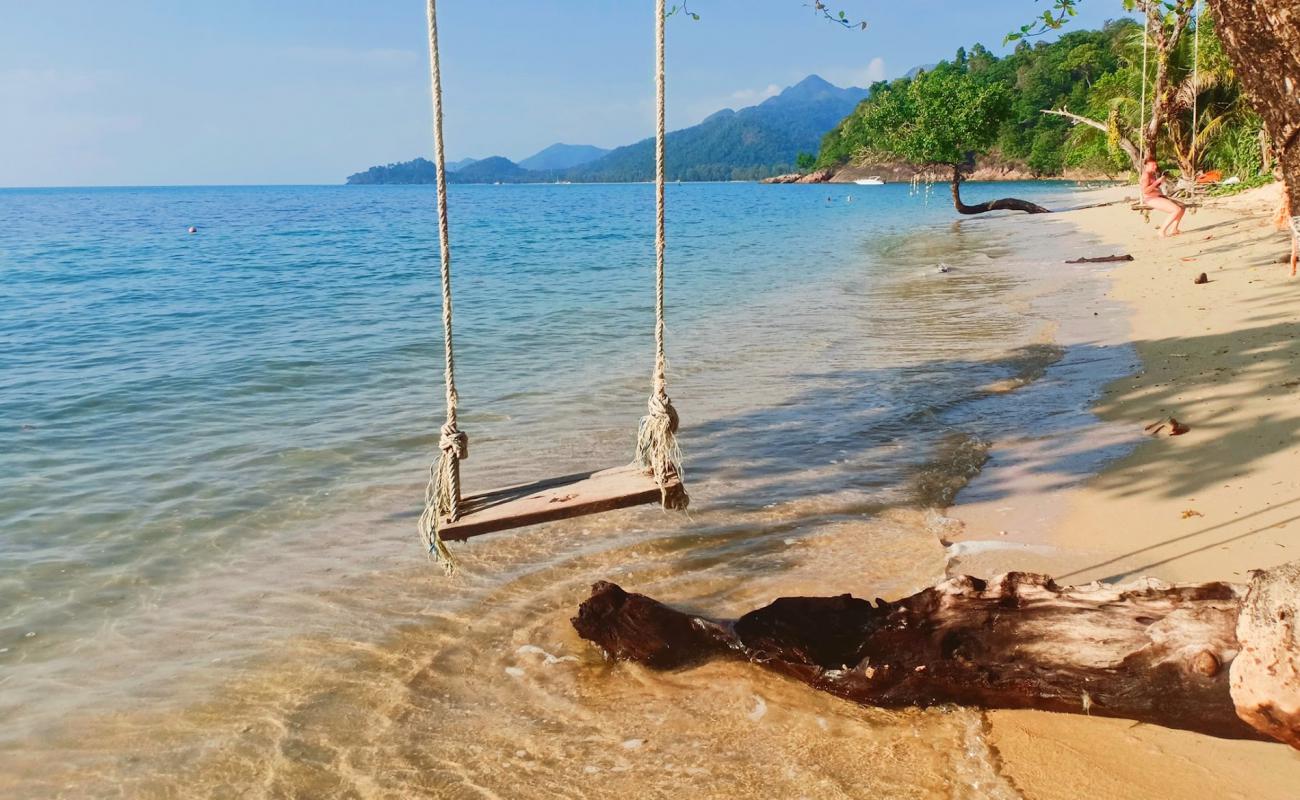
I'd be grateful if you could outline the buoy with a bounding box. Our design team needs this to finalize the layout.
[188,226,198,234]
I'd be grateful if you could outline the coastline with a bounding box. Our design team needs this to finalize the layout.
[950,182,1300,799]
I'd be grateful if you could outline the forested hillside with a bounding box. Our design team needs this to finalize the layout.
[571,75,866,182]
[818,17,1265,181]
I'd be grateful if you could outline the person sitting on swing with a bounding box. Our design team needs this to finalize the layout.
[1140,156,1186,238]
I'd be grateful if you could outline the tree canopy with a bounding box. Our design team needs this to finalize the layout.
[849,67,1010,168]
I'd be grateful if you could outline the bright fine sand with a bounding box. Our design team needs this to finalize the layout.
[953,182,1300,800]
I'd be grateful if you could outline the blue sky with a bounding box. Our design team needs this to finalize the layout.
[1,1,1133,186]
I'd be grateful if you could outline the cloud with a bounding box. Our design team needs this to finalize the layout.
[728,83,782,104]
[675,82,783,128]
[823,57,888,89]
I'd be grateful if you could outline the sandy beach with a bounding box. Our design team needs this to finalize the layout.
[952,182,1300,799]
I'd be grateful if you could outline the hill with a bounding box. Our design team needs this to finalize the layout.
[346,157,438,184]
[345,155,541,185]
[448,156,538,183]
[518,143,609,171]
[565,75,867,182]
[345,74,866,184]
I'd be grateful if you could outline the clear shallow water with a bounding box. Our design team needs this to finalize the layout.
[0,181,1125,797]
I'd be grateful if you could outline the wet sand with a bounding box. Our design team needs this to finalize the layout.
[953,182,1300,799]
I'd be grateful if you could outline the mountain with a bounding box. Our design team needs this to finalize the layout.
[448,156,535,183]
[565,75,868,182]
[345,75,866,184]
[518,143,609,171]
[446,157,479,172]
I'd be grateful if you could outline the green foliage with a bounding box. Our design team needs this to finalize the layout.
[1028,128,1069,174]
[795,152,817,170]
[819,15,1253,180]
[1205,113,1265,179]
[1008,0,1197,43]
[850,68,1010,167]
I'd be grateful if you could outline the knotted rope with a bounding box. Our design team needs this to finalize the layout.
[1190,0,1200,171]
[635,0,689,510]
[416,0,468,574]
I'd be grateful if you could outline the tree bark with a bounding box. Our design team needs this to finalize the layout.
[949,165,1051,215]
[1208,0,1300,215]
[572,561,1300,748]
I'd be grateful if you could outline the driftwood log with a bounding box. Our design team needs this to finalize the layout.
[573,562,1300,747]
[1065,254,1134,263]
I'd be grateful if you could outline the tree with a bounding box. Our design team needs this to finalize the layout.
[1017,0,1299,258]
[795,151,817,171]
[1039,2,1196,174]
[1208,0,1300,235]
[1130,0,1199,158]
[854,68,1049,214]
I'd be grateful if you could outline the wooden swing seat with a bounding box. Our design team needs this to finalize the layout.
[438,464,676,541]
[1131,200,1201,222]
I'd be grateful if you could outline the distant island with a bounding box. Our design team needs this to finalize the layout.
[346,75,867,185]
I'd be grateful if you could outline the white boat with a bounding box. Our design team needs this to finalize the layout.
[853,176,885,186]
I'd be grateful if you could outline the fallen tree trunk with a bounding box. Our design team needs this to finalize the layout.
[950,165,1051,215]
[572,561,1300,747]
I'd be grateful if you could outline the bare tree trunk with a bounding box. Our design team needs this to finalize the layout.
[1136,1,1195,161]
[1208,0,1300,215]
[948,165,1051,215]
[573,561,1300,748]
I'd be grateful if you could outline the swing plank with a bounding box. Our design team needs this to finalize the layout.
[439,464,674,541]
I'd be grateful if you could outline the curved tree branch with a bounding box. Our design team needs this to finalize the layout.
[949,164,1051,214]
[1042,107,1142,172]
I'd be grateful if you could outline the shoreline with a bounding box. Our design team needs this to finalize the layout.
[948,181,1300,799]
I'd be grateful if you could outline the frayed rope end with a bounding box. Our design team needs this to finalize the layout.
[636,395,689,511]
[417,454,459,576]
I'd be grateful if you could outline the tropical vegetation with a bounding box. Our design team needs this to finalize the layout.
[816,12,1267,186]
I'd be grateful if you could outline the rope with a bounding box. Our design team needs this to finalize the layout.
[1139,13,1150,162]
[635,0,689,511]
[1190,0,1200,172]
[417,0,468,574]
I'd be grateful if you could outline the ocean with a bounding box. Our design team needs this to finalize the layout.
[0,181,1132,797]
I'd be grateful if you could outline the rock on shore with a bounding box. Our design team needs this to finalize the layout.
[761,157,1127,185]
[761,169,836,184]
